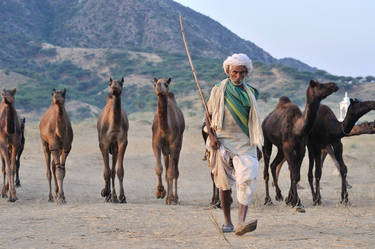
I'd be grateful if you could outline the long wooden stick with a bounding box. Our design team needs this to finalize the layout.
[179,15,211,124]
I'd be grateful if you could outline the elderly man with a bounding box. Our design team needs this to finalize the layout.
[205,53,263,236]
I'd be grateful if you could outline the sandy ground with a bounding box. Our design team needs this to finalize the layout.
[1,115,374,249]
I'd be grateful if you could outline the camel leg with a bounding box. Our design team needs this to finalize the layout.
[51,149,65,204]
[262,138,273,205]
[307,145,316,202]
[313,149,323,206]
[274,160,283,185]
[110,145,118,203]
[58,148,71,203]
[0,147,11,201]
[117,141,127,203]
[51,160,59,200]
[171,150,180,205]
[270,150,284,202]
[165,153,174,205]
[7,144,18,202]
[99,143,111,201]
[284,144,301,207]
[326,145,351,188]
[153,145,165,199]
[321,147,328,168]
[332,142,349,205]
[15,146,23,187]
[1,153,9,198]
[42,142,54,202]
[294,145,305,208]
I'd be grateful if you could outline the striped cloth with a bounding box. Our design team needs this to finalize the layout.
[223,80,258,137]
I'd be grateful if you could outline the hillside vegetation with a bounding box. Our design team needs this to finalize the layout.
[0,0,373,120]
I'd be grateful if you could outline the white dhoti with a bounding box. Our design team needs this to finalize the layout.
[210,145,258,205]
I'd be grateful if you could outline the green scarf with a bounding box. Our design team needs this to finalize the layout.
[223,80,258,137]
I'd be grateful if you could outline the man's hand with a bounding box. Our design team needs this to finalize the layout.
[205,114,220,150]
[209,133,220,150]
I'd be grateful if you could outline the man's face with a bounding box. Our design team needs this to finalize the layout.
[229,65,247,85]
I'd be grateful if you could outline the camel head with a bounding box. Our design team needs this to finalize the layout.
[344,98,375,127]
[153,77,171,96]
[1,88,17,105]
[306,80,338,103]
[52,88,66,106]
[109,77,124,97]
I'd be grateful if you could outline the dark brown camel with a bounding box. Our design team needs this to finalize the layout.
[306,98,375,205]
[97,78,129,203]
[15,117,25,187]
[152,77,185,205]
[273,120,375,192]
[0,88,22,202]
[262,80,338,208]
[40,88,73,204]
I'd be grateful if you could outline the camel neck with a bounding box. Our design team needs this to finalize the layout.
[54,104,66,137]
[301,98,320,136]
[5,103,15,134]
[157,94,168,132]
[108,94,122,125]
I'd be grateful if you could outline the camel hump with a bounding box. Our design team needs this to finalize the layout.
[277,96,291,106]
[279,96,291,103]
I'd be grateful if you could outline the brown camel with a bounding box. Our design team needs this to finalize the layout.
[0,88,22,202]
[152,77,185,205]
[40,88,73,204]
[2,117,25,189]
[262,80,338,208]
[306,98,375,205]
[97,78,129,203]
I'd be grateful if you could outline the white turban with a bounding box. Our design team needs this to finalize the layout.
[223,53,253,76]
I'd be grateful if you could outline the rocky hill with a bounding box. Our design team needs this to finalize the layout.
[0,0,373,120]
[0,0,314,71]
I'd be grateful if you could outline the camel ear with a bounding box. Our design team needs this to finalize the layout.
[120,77,124,87]
[62,88,66,97]
[52,88,56,96]
[153,77,158,84]
[309,80,317,87]
[166,78,171,85]
[12,88,17,95]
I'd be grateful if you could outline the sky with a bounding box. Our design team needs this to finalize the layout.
[174,0,375,77]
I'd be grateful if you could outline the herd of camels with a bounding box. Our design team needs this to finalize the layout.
[1,77,375,213]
